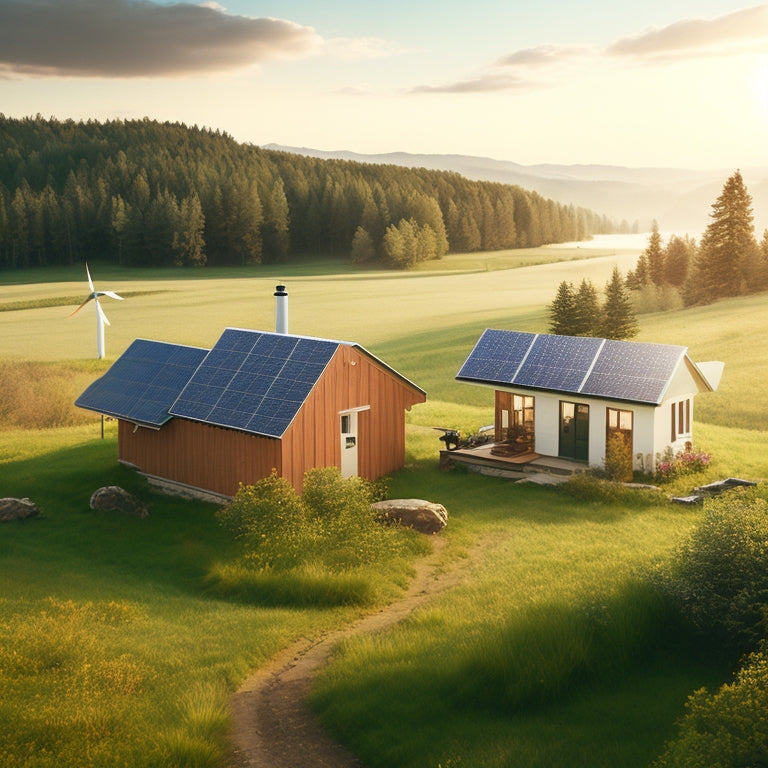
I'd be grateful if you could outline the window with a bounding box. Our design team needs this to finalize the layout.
[670,399,691,442]
[607,407,633,433]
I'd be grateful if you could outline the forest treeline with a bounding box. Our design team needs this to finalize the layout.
[626,170,768,308]
[0,115,614,270]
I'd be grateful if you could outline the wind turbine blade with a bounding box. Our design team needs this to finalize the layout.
[96,299,110,327]
[85,262,95,293]
[101,291,124,301]
[69,296,94,317]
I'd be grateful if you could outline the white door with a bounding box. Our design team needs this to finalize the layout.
[340,411,358,478]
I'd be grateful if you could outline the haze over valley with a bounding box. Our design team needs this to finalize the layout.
[265,144,768,237]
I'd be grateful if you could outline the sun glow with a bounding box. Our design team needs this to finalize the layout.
[752,58,768,121]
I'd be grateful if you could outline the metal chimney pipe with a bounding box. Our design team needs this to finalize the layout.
[274,285,288,334]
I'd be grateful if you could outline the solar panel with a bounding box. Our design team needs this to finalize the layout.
[457,329,536,383]
[456,330,687,404]
[170,329,338,437]
[582,340,684,403]
[515,335,602,392]
[75,339,208,426]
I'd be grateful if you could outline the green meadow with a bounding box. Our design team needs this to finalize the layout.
[1,242,766,768]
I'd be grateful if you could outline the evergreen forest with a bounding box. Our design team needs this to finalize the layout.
[0,116,614,270]
[626,171,768,307]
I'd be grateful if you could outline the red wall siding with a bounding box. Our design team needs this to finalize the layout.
[118,345,425,495]
[119,418,282,497]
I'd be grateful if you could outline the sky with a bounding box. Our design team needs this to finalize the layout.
[1,0,767,170]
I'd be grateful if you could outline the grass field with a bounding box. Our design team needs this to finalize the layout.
[1,243,766,768]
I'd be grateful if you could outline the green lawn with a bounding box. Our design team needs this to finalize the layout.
[1,247,766,768]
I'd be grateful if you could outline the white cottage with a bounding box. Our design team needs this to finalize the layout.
[456,330,723,471]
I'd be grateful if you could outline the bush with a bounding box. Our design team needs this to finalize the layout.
[661,489,768,657]
[302,467,389,570]
[212,468,426,605]
[655,446,711,482]
[654,647,768,768]
[216,473,307,569]
[604,432,633,482]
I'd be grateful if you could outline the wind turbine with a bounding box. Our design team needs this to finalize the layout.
[69,262,124,359]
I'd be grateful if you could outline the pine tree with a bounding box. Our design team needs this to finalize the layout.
[571,279,600,336]
[696,170,758,301]
[645,220,665,286]
[663,235,692,287]
[757,229,768,290]
[602,266,638,340]
[548,281,576,335]
[350,226,375,263]
[626,250,649,290]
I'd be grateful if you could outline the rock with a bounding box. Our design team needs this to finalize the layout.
[372,498,447,534]
[0,497,42,522]
[90,486,148,518]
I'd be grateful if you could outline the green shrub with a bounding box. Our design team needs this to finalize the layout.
[216,473,307,569]
[212,468,426,605]
[662,489,768,656]
[655,445,711,482]
[654,647,768,768]
[604,432,634,482]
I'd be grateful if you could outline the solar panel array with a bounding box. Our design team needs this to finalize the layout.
[75,339,208,426]
[169,329,338,438]
[457,329,535,383]
[580,339,685,403]
[515,334,603,392]
[457,330,686,404]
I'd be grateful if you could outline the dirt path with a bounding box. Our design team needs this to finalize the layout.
[227,535,472,768]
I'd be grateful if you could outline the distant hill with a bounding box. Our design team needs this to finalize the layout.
[0,116,614,271]
[264,145,768,238]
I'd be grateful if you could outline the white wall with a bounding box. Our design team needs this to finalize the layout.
[528,392,660,471]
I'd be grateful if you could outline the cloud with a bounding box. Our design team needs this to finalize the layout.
[495,44,595,69]
[607,4,768,61]
[412,4,768,94]
[410,44,593,94]
[0,0,322,78]
[410,73,535,94]
[325,36,405,60]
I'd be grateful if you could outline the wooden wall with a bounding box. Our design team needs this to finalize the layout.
[119,418,282,497]
[118,344,425,496]
[281,345,425,490]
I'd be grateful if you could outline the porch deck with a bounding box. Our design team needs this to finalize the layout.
[440,443,587,483]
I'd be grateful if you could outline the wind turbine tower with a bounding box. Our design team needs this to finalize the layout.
[69,263,124,359]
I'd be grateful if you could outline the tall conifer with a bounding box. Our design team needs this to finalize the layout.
[548,280,576,335]
[696,170,758,301]
[602,266,638,340]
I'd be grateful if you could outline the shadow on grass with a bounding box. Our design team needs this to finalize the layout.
[0,439,232,601]
[389,458,662,528]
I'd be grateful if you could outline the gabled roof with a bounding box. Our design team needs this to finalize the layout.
[457,329,711,405]
[76,327,425,438]
[75,339,209,428]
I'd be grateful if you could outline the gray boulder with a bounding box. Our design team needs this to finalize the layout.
[372,498,448,534]
[0,497,42,522]
[90,486,148,519]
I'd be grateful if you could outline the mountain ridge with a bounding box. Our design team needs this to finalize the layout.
[263,144,768,237]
